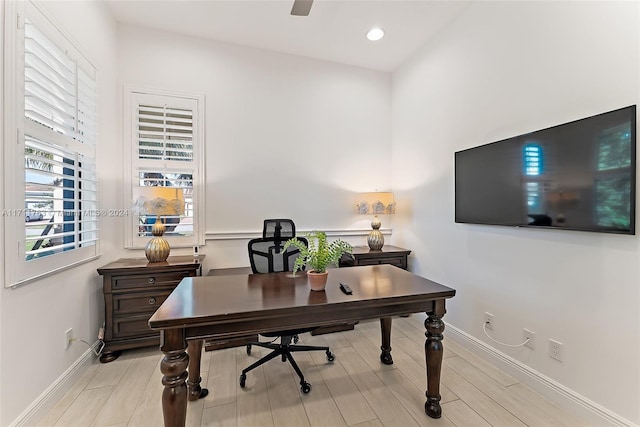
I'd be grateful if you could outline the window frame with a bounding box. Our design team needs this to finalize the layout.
[3,0,100,287]
[123,86,205,250]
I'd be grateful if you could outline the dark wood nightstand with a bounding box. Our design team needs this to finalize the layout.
[97,255,203,362]
[345,245,411,270]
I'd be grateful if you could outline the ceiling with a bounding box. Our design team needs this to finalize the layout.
[104,0,471,72]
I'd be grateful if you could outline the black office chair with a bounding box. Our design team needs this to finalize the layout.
[240,223,335,394]
[247,236,308,274]
[262,219,302,343]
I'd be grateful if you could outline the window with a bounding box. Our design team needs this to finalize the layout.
[3,1,99,286]
[125,89,204,249]
[523,143,545,215]
[523,143,543,176]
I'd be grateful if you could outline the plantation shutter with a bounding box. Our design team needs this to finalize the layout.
[137,104,193,162]
[4,1,101,287]
[23,16,98,260]
[127,91,202,247]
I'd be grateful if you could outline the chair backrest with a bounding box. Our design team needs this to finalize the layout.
[248,236,308,274]
[262,219,296,247]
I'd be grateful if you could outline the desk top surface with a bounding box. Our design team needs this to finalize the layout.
[149,265,455,330]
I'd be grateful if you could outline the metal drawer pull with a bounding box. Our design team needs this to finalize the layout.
[148,297,156,305]
[147,277,155,284]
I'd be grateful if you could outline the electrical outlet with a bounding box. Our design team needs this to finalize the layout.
[65,328,73,350]
[484,312,494,330]
[523,329,535,349]
[549,339,563,361]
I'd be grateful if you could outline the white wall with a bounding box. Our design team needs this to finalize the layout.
[0,1,119,425]
[6,1,638,425]
[391,1,639,424]
[2,15,390,425]
[116,24,393,270]
[0,2,5,424]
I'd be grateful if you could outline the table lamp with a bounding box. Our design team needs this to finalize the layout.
[357,192,395,250]
[135,187,185,262]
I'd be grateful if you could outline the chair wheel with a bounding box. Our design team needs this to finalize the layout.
[293,335,300,343]
[326,351,335,362]
[246,344,252,355]
[239,374,246,388]
[301,382,311,394]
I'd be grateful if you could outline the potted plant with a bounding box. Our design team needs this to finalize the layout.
[283,231,353,291]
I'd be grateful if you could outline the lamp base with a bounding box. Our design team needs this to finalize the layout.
[145,217,170,262]
[367,230,384,251]
[367,215,384,250]
[145,237,170,262]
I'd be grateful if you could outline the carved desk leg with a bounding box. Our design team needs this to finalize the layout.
[187,340,209,401]
[379,317,394,365]
[160,329,189,427]
[424,299,446,419]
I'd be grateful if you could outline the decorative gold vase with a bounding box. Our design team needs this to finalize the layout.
[307,270,329,291]
[145,217,170,262]
[367,215,384,251]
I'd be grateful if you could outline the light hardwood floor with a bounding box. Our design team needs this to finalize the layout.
[37,315,592,427]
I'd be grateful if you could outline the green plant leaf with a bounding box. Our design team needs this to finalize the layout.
[283,231,353,275]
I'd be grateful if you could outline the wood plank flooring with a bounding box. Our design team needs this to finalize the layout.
[37,315,591,427]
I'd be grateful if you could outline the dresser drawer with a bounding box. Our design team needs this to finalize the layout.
[111,271,191,291]
[112,313,158,339]
[357,256,405,268]
[112,290,171,315]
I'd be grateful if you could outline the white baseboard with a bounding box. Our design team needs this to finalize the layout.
[10,341,100,427]
[445,324,637,427]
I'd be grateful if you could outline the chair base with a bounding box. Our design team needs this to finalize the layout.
[239,335,334,394]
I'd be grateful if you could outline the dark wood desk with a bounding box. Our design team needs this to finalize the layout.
[149,264,456,427]
[204,266,256,351]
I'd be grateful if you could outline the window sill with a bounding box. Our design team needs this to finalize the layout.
[7,253,103,289]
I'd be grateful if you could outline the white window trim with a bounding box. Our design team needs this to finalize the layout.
[123,85,205,249]
[3,0,100,288]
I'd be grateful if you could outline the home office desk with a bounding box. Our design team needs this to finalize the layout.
[149,264,456,427]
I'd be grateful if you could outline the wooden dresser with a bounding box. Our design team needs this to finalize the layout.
[97,255,203,362]
[344,245,411,270]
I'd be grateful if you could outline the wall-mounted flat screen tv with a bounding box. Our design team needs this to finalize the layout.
[455,105,636,234]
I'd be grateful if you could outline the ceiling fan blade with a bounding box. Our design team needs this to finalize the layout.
[291,0,313,16]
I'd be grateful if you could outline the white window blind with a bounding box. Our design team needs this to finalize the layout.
[138,104,194,162]
[3,1,99,286]
[126,90,204,249]
[24,136,98,259]
[136,170,194,238]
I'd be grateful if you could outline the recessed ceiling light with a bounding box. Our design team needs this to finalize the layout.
[366,28,384,41]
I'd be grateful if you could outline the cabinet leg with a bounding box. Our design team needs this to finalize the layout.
[99,350,121,363]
